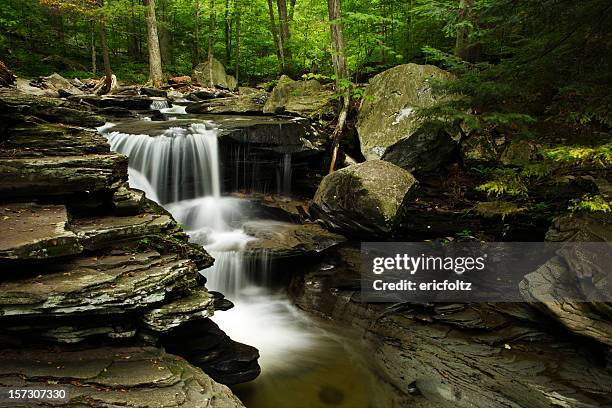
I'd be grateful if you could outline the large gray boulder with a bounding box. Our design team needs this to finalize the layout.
[357,64,454,162]
[263,75,335,117]
[381,122,457,175]
[312,160,418,235]
[192,57,237,90]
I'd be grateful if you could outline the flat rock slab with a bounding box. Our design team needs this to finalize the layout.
[243,221,345,258]
[71,213,174,249]
[0,251,198,317]
[0,153,127,198]
[0,346,244,407]
[142,288,214,333]
[0,123,110,158]
[0,203,82,261]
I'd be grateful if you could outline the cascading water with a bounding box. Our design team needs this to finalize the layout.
[106,124,220,203]
[100,119,378,408]
[150,99,170,110]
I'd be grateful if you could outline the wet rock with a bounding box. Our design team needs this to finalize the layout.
[188,89,234,100]
[0,92,260,394]
[163,319,261,385]
[243,221,346,258]
[142,288,215,333]
[357,64,454,161]
[263,75,335,118]
[290,245,612,408]
[0,93,104,128]
[141,87,168,97]
[0,250,198,317]
[186,91,268,115]
[0,124,110,158]
[193,58,237,90]
[112,185,145,215]
[520,213,612,346]
[67,94,158,110]
[0,203,82,261]
[312,160,418,235]
[71,213,175,250]
[381,122,457,175]
[0,153,127,198]
[0,346,245,407]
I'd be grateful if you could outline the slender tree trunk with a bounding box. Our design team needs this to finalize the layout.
[193,0,200,67]
[208,0,216,86]
[235,5,241,83]
[224,0,231,65]
[277,0,291,66]
[289,0,296,21]
[90,20,97,76]
[266,0,282,67]
[127,0,138,58]
[327,0,349,173]
[455,0,473,60]
[158,0,171,64]
[98,1,113,93]
[144,0,164,87]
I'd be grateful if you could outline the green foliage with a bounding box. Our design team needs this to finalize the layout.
[475,169,529,198]
[542,143,612,168]
[568,194,612,213]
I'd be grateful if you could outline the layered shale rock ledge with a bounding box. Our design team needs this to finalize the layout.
[0,89,259,404]
[290,244,612,408]
[0,347,245,407]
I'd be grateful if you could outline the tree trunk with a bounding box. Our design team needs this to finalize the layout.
[90,20,97,76]
[327,0,349,173]
[208,0,216,86]
[98,1,113,94]
[144,0,164,87]
[127,0,139,58]
[224,0,231,65]
[266,0,282,67]
[193,0,200,67]
[289,0,296,21]
[158,0,171,64]
[276,0,291,66]
[235,5,241,83]
[455,0,473,60]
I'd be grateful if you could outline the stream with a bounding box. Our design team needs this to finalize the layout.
[100,117,382,408]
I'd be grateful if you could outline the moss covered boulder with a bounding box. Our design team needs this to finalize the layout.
[192,57,237,90]
[357,64,454,162]
[263,75,335,117]
[312,160,418,235]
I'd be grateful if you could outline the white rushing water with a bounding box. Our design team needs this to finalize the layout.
[101,121,318,371]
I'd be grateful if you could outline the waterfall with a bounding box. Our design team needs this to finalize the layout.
[150,99,170,110]
[160,105,187,115]
[281,153,292,196]
[106,124,220,204]
[101,120,320,374]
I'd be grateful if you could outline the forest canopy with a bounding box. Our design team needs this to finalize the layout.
[1,0,611,134]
